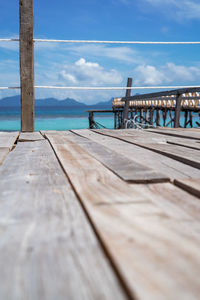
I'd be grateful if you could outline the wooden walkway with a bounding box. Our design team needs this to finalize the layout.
[0,128,200,300]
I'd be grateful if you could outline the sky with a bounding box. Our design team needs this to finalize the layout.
[0,0,200,104]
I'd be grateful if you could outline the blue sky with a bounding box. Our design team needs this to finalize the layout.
[0,0,200,103]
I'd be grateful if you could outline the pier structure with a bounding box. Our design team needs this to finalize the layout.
[113,87,200,129]
[0,128,200,299]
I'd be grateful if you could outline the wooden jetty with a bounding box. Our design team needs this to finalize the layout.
[88,87,200,130]
[113,88,200,129]
[0,128,200,300]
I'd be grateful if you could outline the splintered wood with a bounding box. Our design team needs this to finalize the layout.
[0,129,200,300]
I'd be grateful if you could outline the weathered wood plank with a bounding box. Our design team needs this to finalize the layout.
[147,128,200,140]
[20,0,35,132]
[0,148,9,165]
[72,129,200,180]
[93,129,200,170]
[44,134,145,205]
[0,132,19,165]
[141,182,200,221]
[121,129,200,150]
[174,178,200,198]
[19,132,44,141]
[58,131,168,183]
[0,132,19,149]
[46,133,200,300]
[0,140,126,300]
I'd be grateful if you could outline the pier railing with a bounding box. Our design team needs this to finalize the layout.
[112,87,200,128]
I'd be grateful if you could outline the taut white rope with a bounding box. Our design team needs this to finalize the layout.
[0,87,20,90]
[34,39,200,45]
[1,85,200,90]
[34,85,200,90]
[0,39,19,42]
[1,38,200,44]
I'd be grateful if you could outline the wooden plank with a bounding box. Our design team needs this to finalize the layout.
[118,129,200,150]
[166,140,200,151]
[147,128,200,140]
[72,129,200,180]
[20,0,35,132]
[93,129,200,170]
[46,133,200,300]
[0,132,19,165]
[19,132,44,141]
[174,178,200,198]
[44,133,145,205]
[56,131,168,183]
[0,132,19,149]
[0,139,126,300]
[143,182,200,221]
[0,148,9,165]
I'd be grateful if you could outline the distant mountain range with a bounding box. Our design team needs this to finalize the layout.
[0,96,113,108]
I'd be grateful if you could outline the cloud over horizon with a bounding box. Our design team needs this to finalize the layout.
[134,62,200,85]
[59,58,123,86]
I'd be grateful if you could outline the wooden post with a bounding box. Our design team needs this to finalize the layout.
[174,94,182,128]
[150,108,154,125]
[89,112,94,129]
[156,109,160,127]
[122,77,132,128]
[19,0,35,132]
[114,111,117,129]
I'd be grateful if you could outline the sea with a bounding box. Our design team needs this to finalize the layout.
[0,106,114,131]
[0,106,199,131]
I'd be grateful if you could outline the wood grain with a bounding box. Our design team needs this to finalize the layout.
[46,132,200,300]
[61,131,168,183]
[20,0,35,132]
[0,148,9,165]
[0,139,126,300]
[92,129,200,169]
[119,129,200,150]
[0,132,19,164]
[147,128,200,140]
[0,132,19,149]
[72,129,200,180]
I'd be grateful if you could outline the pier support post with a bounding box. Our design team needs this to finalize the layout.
[174,94,182,128]
[19,0,35,132]
[89,112,94,129]
[122,78,132,129]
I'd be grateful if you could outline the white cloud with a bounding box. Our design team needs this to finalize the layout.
[134,62,200,85]
[34,58,124,103]
[134,65,165,85]
[144,0,200,20]
[59,58,123,86]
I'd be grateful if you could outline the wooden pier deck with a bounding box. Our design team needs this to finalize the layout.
[0,128,200,300]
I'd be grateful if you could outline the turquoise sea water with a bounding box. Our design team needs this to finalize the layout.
[0,107,114,131]
[0,106,199,131]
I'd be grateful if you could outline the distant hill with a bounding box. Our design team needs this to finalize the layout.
[0,95,113,108]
